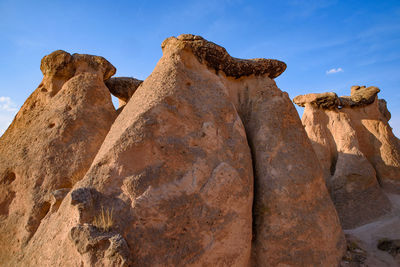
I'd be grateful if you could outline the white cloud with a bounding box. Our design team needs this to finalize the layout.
[0,97,18,137]
[0,96,18,112]
[0,113,15,137]
[326,67,343,74]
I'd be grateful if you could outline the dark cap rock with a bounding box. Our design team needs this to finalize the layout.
[161,34,286,79]
[105,77,143,103]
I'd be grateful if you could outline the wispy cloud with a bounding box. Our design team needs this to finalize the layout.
[15,38,46,49]
[0,97,18,137]
[326,67,343,74]
[286,0,337,18]
[0,96,17,112]
[356,24,400,40]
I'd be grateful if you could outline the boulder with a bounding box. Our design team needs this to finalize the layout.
[294,85,400,229]
[0,50,117,263]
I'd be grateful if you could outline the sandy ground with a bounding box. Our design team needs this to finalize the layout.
[344,192,400,266]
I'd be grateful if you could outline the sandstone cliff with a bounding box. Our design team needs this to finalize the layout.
[1,35,346,266]
[294,86,400,229]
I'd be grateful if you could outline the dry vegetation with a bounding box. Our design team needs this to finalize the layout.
[93,206,114,232]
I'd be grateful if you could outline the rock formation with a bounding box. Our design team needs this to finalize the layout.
[294,86,400,229]
[0,50,117,263]
[1,35,346,266]
[105,77,143,109]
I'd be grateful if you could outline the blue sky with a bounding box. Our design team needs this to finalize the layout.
[1,0,399,136]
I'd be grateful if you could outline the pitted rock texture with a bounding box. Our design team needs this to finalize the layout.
[5,35,345,267]
[293,92,340,109]
[162,34,286,79]
[293,85,381,109]
[105,77,143,108]
[294,86,400,229]
[69,224,131,266]
[40,50,116,97]
[21,35,255,267]
[340,86,380,107]
[0,50,117,264]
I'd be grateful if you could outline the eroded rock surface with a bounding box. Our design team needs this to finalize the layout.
[5,35,345,266]
[293,92,340,109]
[16,34,345,267]
[20,34,255,267]
[294,86,400,229]
[105,77,143,108]
[0,50,117,264]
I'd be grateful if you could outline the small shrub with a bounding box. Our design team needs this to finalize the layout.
[93,206,114,232]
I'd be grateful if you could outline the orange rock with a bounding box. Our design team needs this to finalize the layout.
[105,77,143,109]
[294,86,400,229]
[3,36,345,266]
[0,50,117,264]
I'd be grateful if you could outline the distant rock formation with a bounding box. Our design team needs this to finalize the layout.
[294,86,400,229]
[1,35,345,266]
[0,50,117,262]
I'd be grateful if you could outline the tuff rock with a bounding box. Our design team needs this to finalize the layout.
[0,50,117,263]
[1,35,347,266]
[105,77,143,109]
[294,86,400,229]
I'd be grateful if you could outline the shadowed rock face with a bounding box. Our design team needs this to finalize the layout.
[3,35,345,266]
[105,77,143,108]
[0,50,117,263]
[294,86,400,229]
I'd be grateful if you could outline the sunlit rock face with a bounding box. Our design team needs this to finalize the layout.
[0,50,117,263]
[294,86,400,229]
[1,35,345,267]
